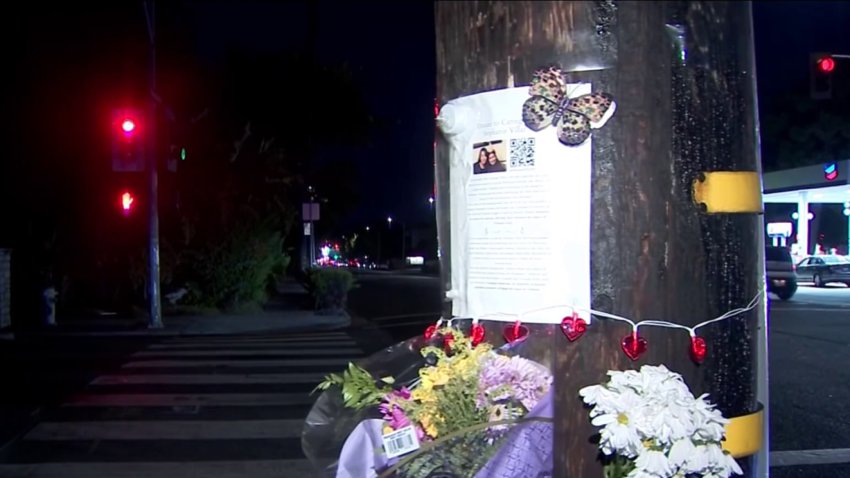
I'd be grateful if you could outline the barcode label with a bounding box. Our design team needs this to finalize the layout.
[382,425,420,458]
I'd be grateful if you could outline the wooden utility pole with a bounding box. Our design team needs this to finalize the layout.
[435,2,766,477]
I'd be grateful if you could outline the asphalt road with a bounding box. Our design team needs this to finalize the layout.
[768,285,850,478]
[347,270,850,476]
[346,269,443,350]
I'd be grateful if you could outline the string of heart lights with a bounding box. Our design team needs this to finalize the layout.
[424,292,763,364]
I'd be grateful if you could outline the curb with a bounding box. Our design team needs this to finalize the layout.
[6,312,352,339]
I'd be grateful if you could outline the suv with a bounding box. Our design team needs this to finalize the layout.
[765,246,797,300]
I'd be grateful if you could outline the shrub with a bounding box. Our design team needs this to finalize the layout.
[308,267,354,314]
[183,222,289,310]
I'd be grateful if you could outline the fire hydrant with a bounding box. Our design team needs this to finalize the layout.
[43,286,58,326]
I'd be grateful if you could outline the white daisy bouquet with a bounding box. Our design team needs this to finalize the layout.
[579,365,743,478]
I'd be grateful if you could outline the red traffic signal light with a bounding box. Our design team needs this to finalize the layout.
[120,190,135,214]
[121,119,136,133]
[112,108,145,172]
[810,53,834,100]
[817,56,835,73]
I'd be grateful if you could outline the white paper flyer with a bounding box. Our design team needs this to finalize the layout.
[438,85,595,324]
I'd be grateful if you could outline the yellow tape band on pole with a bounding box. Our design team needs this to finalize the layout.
[692,171,763,214]
[723,409,764,458]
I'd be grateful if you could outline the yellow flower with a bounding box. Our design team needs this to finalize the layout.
[429,368,450,386]
[419,413,439,438]
[411,387,438,404]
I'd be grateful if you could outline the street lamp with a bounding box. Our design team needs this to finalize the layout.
[428,196,435,210]
[387,216,393,228]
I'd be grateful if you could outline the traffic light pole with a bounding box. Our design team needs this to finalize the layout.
[144,1,163,329]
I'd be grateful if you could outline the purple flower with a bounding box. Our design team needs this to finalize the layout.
[477,355,552,412]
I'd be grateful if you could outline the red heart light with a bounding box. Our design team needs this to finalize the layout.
[424,325,437,340]
[560,314,587,342]
[503,321,529,344]
[621,332,647,361]
[443,333,455,352]
[471,323,485,346]
[690,336,707,364]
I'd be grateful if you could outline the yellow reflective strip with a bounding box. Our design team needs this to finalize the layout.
[723,409,764,458]
[692,171,763,214]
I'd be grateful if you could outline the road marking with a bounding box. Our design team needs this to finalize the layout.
[0,460,315,478]
[163,332,354,343]
[131,348,362,357]
[771,448,850,467]
[91,373,328,385]
[24,419,305,441]
[772,307,850,312]
[64,392,314,407]
[148,340,358,350]
[122,358,352,368]
[367,312,439,322]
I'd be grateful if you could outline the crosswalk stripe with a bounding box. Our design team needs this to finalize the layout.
[122,358,353,368]
[163,333,353,343]
[64,393,315,407]
[0,460,316,478]
[147,340,358,350]
[91,373,328,385]
[1,330,361,477]
[24,419,304,441]
[131,348,363,357]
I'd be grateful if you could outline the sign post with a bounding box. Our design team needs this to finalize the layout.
[303,202,320,267]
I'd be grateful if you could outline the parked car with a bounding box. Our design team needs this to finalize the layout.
[795,255,850,287]
[765,246,797,300]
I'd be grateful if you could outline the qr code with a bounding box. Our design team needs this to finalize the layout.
[510,138,536,168]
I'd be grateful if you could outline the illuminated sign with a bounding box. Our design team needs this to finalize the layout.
[824,162,838,181]
[766,222,792,237]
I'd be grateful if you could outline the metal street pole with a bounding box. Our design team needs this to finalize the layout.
[310,220,315,266]
[143,1,162,329]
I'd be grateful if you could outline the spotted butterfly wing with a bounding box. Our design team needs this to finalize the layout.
[528,65,567,103]
[522,96,560,131]
[522,66,567,131]
[556,110,592,146]
[567,92,615,127]
[556,93,616,146]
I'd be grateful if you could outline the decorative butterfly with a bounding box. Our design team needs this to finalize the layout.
[521,65,616,146]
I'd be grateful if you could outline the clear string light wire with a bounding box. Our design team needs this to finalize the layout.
[441,290,763,338]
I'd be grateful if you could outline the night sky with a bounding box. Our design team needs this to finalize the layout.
[1,1,849,243]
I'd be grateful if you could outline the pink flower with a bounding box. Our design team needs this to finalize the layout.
[378,387,425,440]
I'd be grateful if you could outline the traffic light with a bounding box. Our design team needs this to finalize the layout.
[112,108,145,171]
[166,145,188,172]
[120,190,135,216]
[810,53,834,100]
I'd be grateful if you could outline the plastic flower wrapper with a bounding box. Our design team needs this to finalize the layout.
[303,334,435,477]
[304,325,555,478]
[579,364,744,478]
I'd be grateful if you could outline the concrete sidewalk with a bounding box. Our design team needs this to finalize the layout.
[2,278,351,339]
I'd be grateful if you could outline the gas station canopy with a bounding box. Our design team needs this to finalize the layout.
[763,159,850,204]
[762,160,850,255]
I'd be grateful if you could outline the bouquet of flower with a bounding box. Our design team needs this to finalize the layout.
[315,328,553,478]
[579,365,744,478]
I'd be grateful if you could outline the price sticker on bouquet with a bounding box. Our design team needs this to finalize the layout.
[382,425,420,459]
